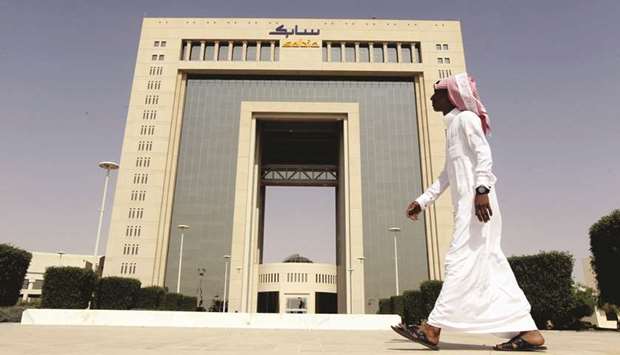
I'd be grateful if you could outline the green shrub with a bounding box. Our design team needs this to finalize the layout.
[41,267,97,309]
[402,290,426,325]
[0,306,27,322]
[0,244,32,307]
[178,295,197,311]
[159,292,184,310]
[94,277,141,310]
[571,285,596,322]
[390,295,406,320]
[420,280,443,315]
[135,286,167,310]
[589,209,620,306]
[508,251,575,329]
[377,298,392,314]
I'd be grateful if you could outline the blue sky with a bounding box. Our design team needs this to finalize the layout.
[1,0,619,281]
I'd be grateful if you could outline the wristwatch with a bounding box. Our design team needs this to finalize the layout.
[476,186,490,195]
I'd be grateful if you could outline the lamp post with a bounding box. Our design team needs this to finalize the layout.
[57,251,65,266]
[94,161,119,256]
[388,227,401,295]
[176,224,190,293]
[223,255,230,312]
[197,268,206,309]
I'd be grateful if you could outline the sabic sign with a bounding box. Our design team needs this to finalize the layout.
[282,40,320,48]
[269,24,320,38]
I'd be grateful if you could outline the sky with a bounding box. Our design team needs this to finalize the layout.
[1,0,619,282]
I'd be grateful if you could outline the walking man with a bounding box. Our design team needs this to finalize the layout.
[392,73,546,351]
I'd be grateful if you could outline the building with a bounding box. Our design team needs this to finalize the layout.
[20,252,102,302]
[103,17,465,314]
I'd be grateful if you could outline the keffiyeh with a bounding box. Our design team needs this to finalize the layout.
[434,73,491,135]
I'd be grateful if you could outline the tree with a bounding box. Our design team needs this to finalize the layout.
[589,209,620,306]
[0,244,32,306]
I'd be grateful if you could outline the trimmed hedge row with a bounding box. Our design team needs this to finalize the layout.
[94,277,141,309]
[0,244,32,307]
[41,267,97,309]
[40,270,197,311]
[589,209,620,306]
[378,251,594,330]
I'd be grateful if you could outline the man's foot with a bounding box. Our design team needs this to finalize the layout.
[519,330,545,346]
[494,331,546,352]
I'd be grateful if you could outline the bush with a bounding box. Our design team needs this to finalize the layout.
[403,290,426,325]
[420,280,443,315]
[390,295,406,320]
[589,209,620,306]
[178,295,197,311]
[41,267,97,309]
[135,286,167,310]
[509,251,575,329]
[94,277,141,310]
[159,292,184,310]
[378,298,392,314]
[0,244,32,307]
[0,306,27,322]
[571,285,596,323]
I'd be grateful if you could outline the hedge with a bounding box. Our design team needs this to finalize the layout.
[379,281,444,325]
[589,209,620,306]
[94,277,141,310]
[508,251,579,329]
[158,292,197,311]
[41,267,97,309]
[135,286,167,310]
[378,251,592,329]
[0,244,32,307]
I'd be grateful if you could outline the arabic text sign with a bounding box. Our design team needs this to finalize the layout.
[282,40,320,48]
[269,25,320,38]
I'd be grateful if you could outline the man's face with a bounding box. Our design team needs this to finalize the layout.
[430,89,451,112]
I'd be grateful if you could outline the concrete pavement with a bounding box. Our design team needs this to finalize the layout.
[1,324,618,354]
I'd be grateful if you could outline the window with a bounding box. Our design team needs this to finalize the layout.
[232,42,243,61]
[436,44,442,50]
[401,44,413,63]
[161,41,167,47]
[443,44,448,50]
[322,42,328,62]
[437,57,444,64]
[372,44,384,63]
[345,43,355,62]
[387,44,397,63]
[285,297,307,314]
[358,44,370,63]
[444,57,451,64]
[218,42,229,61]
[259,42,271,61]
[205,42,215,60]
[190,42,201,61]
[246,43,257,61]
[330,43,342,62]
[273,45,279,61]
[151,54,157,61]
[154,41,160,47]
[158,54,164,61]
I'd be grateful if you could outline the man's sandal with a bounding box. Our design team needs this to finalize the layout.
[494,336,547,352]
[394,324,439,351]
[390,323,418,340]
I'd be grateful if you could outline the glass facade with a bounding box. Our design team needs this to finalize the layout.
[167,77,428,312]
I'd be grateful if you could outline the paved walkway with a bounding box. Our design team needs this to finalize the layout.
[1,324,618,354]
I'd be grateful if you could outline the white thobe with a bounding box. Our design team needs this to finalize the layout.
[416,108,537,335]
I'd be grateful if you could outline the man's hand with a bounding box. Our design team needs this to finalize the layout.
[406,201,422,221]
[474,194,492,222]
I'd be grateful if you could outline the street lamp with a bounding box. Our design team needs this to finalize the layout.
[223,255,231,312]
[176,224,190,293]
[94,161,119,256]
[197,268,206,309]
[57,251,65,266]
[388,227,401,295]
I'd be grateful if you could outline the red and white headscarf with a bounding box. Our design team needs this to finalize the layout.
[434,73,491,135]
